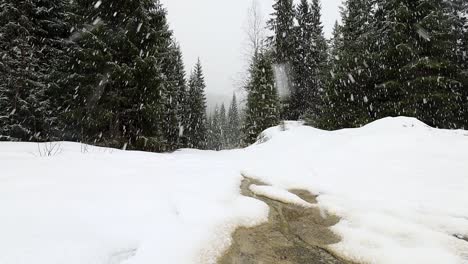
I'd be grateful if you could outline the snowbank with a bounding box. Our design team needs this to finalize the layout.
[243,117,468,264]
[254,120,306,144]
[1,116,468,263]
[0,143,268,264]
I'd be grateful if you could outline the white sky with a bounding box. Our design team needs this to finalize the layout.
[161,0,343,106]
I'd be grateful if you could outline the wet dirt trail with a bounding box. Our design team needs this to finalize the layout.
[218,177,351,264]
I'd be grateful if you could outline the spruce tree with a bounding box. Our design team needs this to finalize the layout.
[321,0,375,129]
[205,113,215,150]
[62,0,173,151]
[219,103,227,148]
[320,21,344,127]
[227,94,241,148]
[211,105,223,150]
[329,21,343,65]
[267,0,295,64]
[267,0,295,119]
[186,59,208,149]
[464,5,468,128]
[291,0,328,122]
[0,0,69,141]
[162,42,187,151]
[453,1,468,127]
[244,52,280,144]
[373,0,463,128]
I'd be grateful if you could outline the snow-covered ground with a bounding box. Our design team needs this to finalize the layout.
[1,117,468,264]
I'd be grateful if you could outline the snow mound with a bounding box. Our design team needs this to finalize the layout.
[0,142,268,264]
[255,121,307,144]
[244,117,468,264]
[360,116,432,131]
[256,117,434,146]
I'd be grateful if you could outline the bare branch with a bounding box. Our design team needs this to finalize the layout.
[243,0,267,60]
[233,0,268,92]
[37,142,63,157]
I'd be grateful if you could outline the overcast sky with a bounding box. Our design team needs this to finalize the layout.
[160,0,342,106]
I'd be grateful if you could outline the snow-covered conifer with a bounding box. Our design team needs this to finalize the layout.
[243,52,280,144]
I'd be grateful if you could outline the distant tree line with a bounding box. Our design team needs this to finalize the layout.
[259,0,468,131]
[207,94,242,150]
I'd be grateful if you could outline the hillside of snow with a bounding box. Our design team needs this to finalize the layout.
[1,117,468,264]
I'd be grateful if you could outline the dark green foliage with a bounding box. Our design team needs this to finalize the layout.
[0,0,69,141]
[3,0,468,151]
[267,0,295,64]
[453,0,468,127]
[61,0,175,151]
[372,0,464,128]
[163,43,187,151]
[207,95,243,150]
[321,0,375,129]
[328,22,343,66]
[320,0,467,130]
[207,105,222,150]
[219,103,228,148]
[186,60,208,149]
[0,0,209,152]
[243,52,280,144]
[267,0,295,120]
[227,94,242,148]
[267,0,329,121]
[291,0,328,122]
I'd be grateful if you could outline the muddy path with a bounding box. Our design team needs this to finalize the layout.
[218,177,350,264]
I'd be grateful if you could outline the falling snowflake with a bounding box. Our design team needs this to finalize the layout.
[94,1,102,9]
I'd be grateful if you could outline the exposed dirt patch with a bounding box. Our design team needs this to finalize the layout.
[218,177,349,264]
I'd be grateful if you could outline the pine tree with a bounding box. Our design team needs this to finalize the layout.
[205,113,214,150]
[373,0,463,128]
[210,105,223,150]
[267,0,295,119]
[328,21,343,65]
[219,103,227,148]
[291,0,328,122]
[186,59,208,149]
[244,52,280,144]
[162,42,187,151]
[452,0,468,127]
[62,0,173,151]
[267,0,295,64]
[321,0,375,129]
[0,0,69,141]
[227,94,241,148]
[320,21,343,127]
[463,4,468,128]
